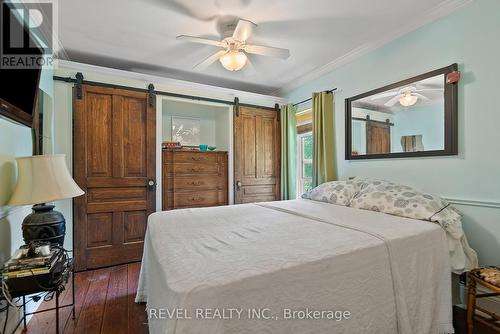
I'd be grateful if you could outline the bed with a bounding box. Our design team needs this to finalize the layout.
[136,198,462,334]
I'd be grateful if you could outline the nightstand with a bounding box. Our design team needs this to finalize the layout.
[1,252,75,334]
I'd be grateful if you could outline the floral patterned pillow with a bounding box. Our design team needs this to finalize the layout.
[305,178,478,272]
[301,180,365,206]
[349,179,450,221]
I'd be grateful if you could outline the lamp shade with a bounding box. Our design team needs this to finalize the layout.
[8,154,84,206]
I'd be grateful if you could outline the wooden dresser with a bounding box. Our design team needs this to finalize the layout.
[162,149,228,210]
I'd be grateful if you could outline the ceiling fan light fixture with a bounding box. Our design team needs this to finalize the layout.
[399,93,418,107]
[219,50,247,71]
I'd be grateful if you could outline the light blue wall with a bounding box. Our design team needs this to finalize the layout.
[0,119,32,264]
[287,0,500,265]
[392,103,445,152]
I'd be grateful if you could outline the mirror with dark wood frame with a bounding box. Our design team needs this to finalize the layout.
[345,64,458,160]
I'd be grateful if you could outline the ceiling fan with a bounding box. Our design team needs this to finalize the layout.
[176,18,290,72]
[371,86,442,107]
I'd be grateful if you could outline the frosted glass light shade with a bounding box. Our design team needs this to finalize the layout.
[219,50,247,71]
[8,154,84,206]
[399,94,418,107]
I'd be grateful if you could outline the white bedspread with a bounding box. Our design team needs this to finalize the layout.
[136,199,454,334]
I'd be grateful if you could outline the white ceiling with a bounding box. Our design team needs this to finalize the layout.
[57,0,469,96]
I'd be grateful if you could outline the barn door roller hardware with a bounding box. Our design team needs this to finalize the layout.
[148,84,156,107]
[234,97,240,117]
[75,72,84,99]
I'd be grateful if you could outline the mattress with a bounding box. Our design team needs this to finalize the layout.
[136,199,454,334]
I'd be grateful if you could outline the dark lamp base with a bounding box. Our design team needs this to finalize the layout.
[22,204,66,246]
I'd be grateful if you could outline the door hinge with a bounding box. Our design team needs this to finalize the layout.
[75,72,84,99]
[148,83,156,107]
[234,97,240,117]
[275,103,280,122]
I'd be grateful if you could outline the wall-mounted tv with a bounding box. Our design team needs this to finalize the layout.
[0,1,43,128]
[0,59,41,127]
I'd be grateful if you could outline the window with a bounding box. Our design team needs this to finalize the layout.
[297,132,313,196]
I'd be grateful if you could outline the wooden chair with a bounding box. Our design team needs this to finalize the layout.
[467,267,500,334]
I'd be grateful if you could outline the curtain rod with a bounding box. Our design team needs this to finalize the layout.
[52,75,278,111]
[292,88,337,107]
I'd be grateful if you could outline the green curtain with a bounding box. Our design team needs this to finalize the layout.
[312,92,337,187]
[280,104,297,200]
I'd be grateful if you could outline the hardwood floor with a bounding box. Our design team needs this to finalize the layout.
[25,262,148,334]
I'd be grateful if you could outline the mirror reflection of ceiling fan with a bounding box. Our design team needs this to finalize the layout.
[371,86,442,107]
[176,18,291,73]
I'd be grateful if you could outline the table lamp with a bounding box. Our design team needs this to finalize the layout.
[8,154,84,247]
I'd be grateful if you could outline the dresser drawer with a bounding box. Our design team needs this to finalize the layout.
[163,151,221,164]
[173,151,220,163]
[171,190,220,208]
[165,175,222,191]
[168,163,220,175]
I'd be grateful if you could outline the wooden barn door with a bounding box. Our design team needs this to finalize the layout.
[366,121,391,154]
[234,105,280,204]
[73,85,156,271]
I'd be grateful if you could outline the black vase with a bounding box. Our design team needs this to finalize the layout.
[22,204,66,246]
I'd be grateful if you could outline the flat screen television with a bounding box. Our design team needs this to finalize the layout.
[0,64,41,127]
[0,4,43,128]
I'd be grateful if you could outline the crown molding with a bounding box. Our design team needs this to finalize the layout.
[55,60,287,107]
[275,0,474,96]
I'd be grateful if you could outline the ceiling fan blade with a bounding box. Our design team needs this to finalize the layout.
[242,57,256,76]
[176,35,223,47]
[371,91,399,100]
[232,19,256,42]
[193,50,227,70]
[149,0,218,22]
[243,44,290,59]
[413,93,430,101]
[384,95,401,107]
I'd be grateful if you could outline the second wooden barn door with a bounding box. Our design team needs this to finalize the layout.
[234,106,280,204]
[73,85,155,271]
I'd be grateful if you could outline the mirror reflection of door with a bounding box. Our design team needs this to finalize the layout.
[366,121,391,154]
